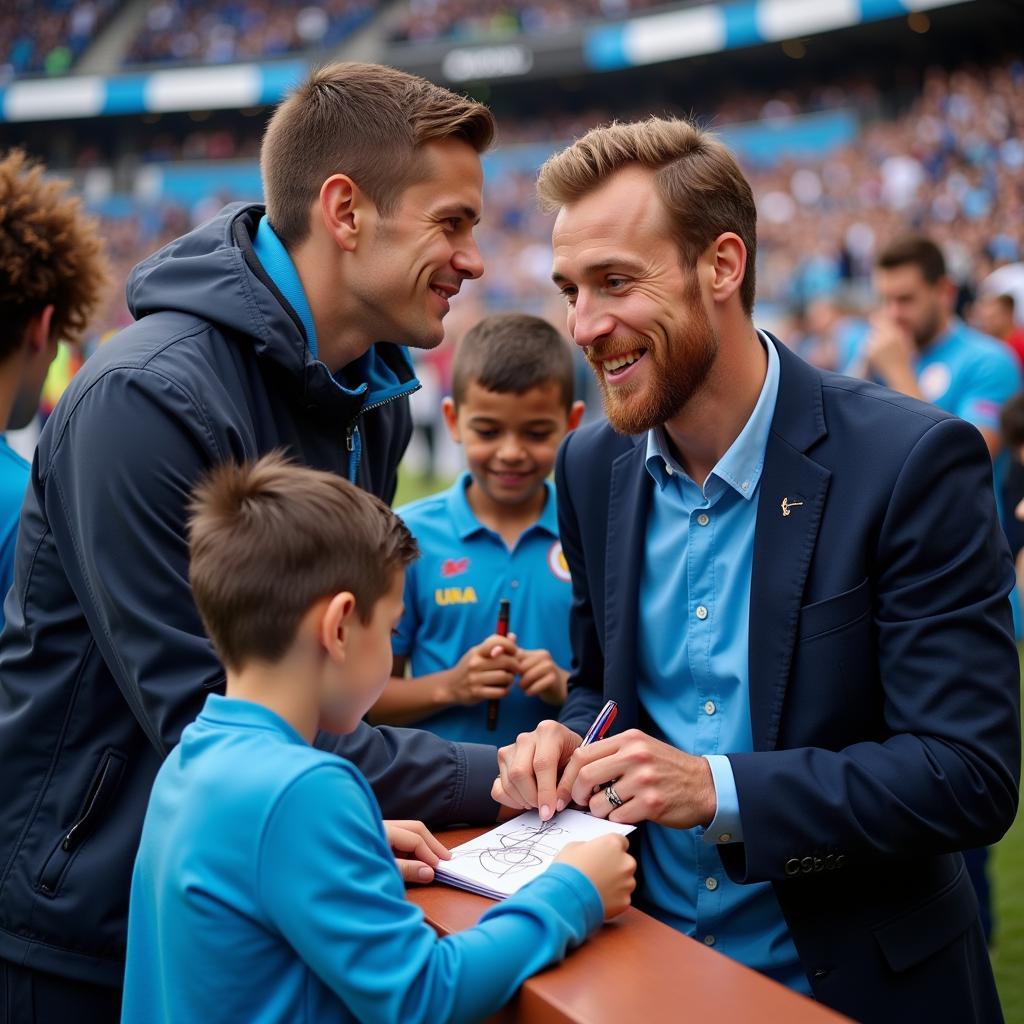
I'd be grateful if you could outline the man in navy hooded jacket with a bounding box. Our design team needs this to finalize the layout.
[0,63,498,1021]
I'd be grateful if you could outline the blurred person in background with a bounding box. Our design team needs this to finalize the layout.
[859,235,1020,468]
[975,292,1024,370]
[0,149,107,626]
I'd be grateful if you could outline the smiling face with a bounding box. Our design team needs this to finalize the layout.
[350,138,485,349]
[444,380,581,515]
[551,165,719,435]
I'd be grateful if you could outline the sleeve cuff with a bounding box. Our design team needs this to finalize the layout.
[702,754,742,845]
[452,741,501,824]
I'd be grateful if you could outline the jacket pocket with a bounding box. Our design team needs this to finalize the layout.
[797,578,871,641]
[872,862,978,973]
[36,748,127,897]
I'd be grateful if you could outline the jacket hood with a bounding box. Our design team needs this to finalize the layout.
[125,203,418,416]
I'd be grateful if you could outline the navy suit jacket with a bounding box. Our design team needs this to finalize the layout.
[555,337,1020,1023]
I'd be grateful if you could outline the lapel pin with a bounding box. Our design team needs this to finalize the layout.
[781,497,804,518]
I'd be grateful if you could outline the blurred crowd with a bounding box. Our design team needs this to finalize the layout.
[124,0,373,66]
[0,0,118,79]
[387,0,658,45]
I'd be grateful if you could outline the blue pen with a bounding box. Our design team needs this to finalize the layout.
[580,700,618,747]
[548,700,619,818]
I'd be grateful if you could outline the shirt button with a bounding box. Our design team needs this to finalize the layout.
[510,580,519,589]
[703,700,716,716]
[705,876,718,891]
[703,935,716,946]
[664,462,673,476]
[718,833,732,843]
[696,512,710,526]
[741,480,750,491]
[695,605,708,621]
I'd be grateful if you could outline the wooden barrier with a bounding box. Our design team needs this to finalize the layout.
[407,827,852,1024]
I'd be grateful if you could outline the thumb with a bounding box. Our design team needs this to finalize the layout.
[397,859,436,885]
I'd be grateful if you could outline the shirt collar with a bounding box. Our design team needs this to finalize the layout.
[253,216,319,359]
[446,471,559,541]
[199,692,308,746]
[644,330,780,501]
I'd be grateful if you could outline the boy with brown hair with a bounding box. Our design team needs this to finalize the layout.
[121,453,635,1024]
[370,314,584,744]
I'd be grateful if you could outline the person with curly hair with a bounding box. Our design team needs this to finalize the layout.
[0,149,107,623]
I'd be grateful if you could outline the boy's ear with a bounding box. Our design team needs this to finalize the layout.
[25,304,55,354]
[318,175,375,254]
[566,401,585,433]
[441,396,461,443]
[320,591,358,662]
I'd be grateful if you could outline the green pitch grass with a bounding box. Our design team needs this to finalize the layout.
[992,649,1024,1024]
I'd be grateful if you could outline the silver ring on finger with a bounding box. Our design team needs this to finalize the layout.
[605,783,623,809]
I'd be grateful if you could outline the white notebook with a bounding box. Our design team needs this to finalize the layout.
[433,809,635,901]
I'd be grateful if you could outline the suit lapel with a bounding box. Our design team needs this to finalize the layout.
[748,440,830,750]
[604,440,650,730]
[748,339,831,750]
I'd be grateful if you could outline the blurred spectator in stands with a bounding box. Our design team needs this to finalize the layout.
[0,150,108,622]
[126,0,373,66]
[975,293,1024,370]
[0,0,118,78]
[388,0,658,44]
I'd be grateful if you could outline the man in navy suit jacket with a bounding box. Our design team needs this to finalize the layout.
[492,119,1019,1022]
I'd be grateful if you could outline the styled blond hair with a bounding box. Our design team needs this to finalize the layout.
[537,118,758,314]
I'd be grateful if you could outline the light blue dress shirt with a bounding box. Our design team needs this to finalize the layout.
[393,474,572,745]
[635,334,809,993]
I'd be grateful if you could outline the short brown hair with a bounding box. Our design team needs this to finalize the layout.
[0,149,108,361]
[188,452,418,670]
[452,314,575,409]
[537,118,758,314]
[261,62,495,246]
[876,235,947,284]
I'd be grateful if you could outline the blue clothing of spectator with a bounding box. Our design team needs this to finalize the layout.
[122,694,602,1024]
[634,335,809,993]
[0,437,29,627]
[838,319,1020,487]
[912,319,1021,499]
[392,473,571,745]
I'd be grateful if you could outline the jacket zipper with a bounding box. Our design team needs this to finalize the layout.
[38,749,126,895]
[344,383,420,483]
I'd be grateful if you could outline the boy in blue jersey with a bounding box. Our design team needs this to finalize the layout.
[370,314,584,744]
[0,150,106,625]
[121,452,634,1024]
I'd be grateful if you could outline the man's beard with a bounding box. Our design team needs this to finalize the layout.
[588,282,719,435]
[912,302,944,350]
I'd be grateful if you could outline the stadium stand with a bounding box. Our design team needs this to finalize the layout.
[386,0,660,45]
[0,0,120,78]
[123,0,375,66]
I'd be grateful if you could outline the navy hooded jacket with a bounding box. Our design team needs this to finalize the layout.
[0,204,498,985]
